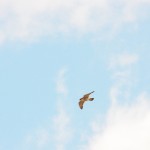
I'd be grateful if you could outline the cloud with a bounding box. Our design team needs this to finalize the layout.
[0,0,150,43]
[35,129,49,148]
[109,52,139,105]
[56,67,68,96]
[53,67,72,150]
[81,52,150,150]
[25,129,49,149]
[23,67,71,150]
[84,92,150,150]
[53,102,71,150]
[109,52,139,69]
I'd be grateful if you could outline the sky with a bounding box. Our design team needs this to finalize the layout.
[0,0,150,150]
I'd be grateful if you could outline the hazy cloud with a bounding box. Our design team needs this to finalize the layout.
[0,0,150,43]
[53,102,71,150]
[53,67,72,150]
[23,67,71,150]
[25,129,49,149]
[109,52,139,105]
[81,52,150,150]
[109,52,139,69]
[84,92,150,150]
[56,68,68,96]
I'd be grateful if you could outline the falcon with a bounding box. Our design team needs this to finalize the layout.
[79,91,95,109]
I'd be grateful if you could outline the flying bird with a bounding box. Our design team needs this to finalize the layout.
[79,91,95,109]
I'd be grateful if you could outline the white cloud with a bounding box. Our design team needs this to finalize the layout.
[81,52,150,150]
[53,102,71,150]
[36,129,49,148]
[84,92,150,150]
[109,52,139,69]
[23,67,71,150]
[53,67,72,150]
[109,52,139,105]
[0,0,150,43]
[56,67,68,96]
[25,128,49,149]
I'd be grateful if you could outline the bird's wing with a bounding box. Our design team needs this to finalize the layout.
[79,99,85,109]
[83,91,94,97]
[83,93,91,98]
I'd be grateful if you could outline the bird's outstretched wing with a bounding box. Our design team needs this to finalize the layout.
[79,99,85,109]
[83,91,95,98]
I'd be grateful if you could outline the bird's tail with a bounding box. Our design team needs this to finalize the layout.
[89,98,94,101]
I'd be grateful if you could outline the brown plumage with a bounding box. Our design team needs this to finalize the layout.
[79,91,95,109]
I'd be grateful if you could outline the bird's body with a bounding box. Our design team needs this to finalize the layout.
[79,91,95,109]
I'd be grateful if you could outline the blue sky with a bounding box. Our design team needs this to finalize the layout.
[0,0,150,150]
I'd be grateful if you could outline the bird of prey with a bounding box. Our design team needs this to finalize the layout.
[79,91,95,109]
